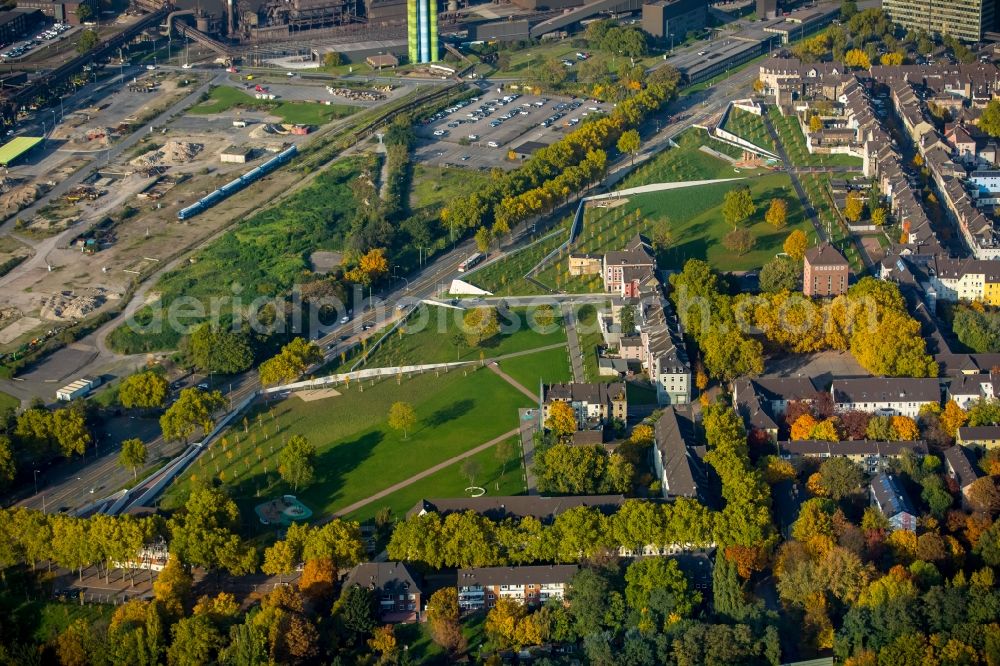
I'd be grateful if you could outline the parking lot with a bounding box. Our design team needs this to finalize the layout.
[413,92,610,171]
[0,21,77,61]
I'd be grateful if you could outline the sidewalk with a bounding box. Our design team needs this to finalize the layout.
[562,304,585,383]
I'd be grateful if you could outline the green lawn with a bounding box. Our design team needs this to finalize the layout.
[496,344,571,392]
[467,226,569,296]
[396,609,489,664]
[541,173,814,279]
[356,305,568,368]
[622,128,753,186]
[411,165,490,212]
[0,390,19,412]
[344,435,525,523]
[161,367,532,521]
[722,108,775,152]
[189,85,355,125]
[767,106,862,168]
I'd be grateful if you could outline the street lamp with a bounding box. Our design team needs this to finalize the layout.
[33,468,39,494]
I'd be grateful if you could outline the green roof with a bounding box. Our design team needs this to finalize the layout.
[0,136,43,166]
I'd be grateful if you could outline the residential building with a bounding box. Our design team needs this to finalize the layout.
[342,562,422,623]
[406,0,437,64]
[641,0,707,39]
[541,382,627,428]
[870,473,919,532]
[779,439,928,473]
[638,298,691,405]
[943,445,983,506]
[456,565,577,611]
[0,9,41,44]
[831,377,941,418]
[407,495,627,522]
[734,376,818,418]
[603,234,656,297]
[947,373,999,408]
[803,243,849,296]
[882,0,995,42]
[924,255,1000,305]
[568,253,602,276]
[958,425,1000,449]
[652,406,707,501]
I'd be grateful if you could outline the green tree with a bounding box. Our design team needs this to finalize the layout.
[0,436,16,487]
[258,338,322,387]
[620,304,636,335]
[119,438,148,480]
[617,129,641,166]
[278,434,316,491]
[160,388,226,443]
[651,218,674,252]
[625,557,701,627]
[52,408,91,458]
[474,225,493,255]
[722,186,756,227]
[322,51,343,68]
[387,401,417,439]
[760,256,799,292]
[119,371,169,409]
[339,585,377,644]
[188,324,253,375]
[818,457,863,500]
[167,486,256,574]
[167,614,224,666]
[981,99,1000,138]
[76,28,98,54]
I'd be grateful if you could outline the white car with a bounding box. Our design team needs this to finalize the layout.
[487,141,499,148]
[146,64,157,70]
[468,134,478,140]
[182,63,192,69]
[433,129,446,136]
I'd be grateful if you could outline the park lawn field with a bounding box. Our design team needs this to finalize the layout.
[0,390,18,412]
[411,165,490,212]
[537,173,813,280]
[621,128,754,187]
[800,173,865,271]
[358,305,568,368]
[344,435,525,523]
[396,610,488,664]
[190,85,355,125]
[107,155,371,353]
[723,108,775,152]
[161,367,532,520]
[496,344,572,391]
[466,227,569,296]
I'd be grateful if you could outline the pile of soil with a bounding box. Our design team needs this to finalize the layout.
[131,140,203,167]
[39,288,109,320]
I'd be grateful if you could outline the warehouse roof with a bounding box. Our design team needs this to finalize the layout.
[0,136,42,166]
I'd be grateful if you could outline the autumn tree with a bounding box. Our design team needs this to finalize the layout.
[388,401,417,439]
[723,228,756,255]
[168,486,256,574]
[258,338,322,386]
[368,625,398,664]
[475,226,493,255]
[278,434,316,492]
[844,191,865,223]
[940,400,967,438]
[462,306,500,347]
[765,198,788,229]
[426,587,466,654]
[119,371,169,409]
[784,229,809,261]
[153,555,193,619]
[119,438,148,480]
[844,48,872,69]
[809,114,824,132]
[871,207,888,226]
[485,597,528,650]
[344,247,389,286]
[722,186,756,227]
[545,400,577,439]
[160,388,227,443]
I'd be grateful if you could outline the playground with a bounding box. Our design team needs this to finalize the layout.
[255,495,313,526]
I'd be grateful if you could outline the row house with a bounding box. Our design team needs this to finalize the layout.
[652,405,709,502]
[541,382,627,428]
[757,57,847,108]
[778,439,928,474]
[871,473,919,532]
[924,255,1000,305]
[638,297,691,405]
[408,495,626,523]
[831,377,941,418]
[957,425,1000,449]
[943,445,983,508]
[947,372,1000,408]
[456,566,578,611]
[732,375,819,441]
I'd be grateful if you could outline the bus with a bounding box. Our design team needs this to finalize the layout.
[458,252,484,272]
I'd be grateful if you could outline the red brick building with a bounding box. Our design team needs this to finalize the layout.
[803,243,849,296]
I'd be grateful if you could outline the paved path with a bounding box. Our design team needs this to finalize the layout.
[329,427,520,518]
[562,304,585,383]
[518,407,540,495]
[762,112,828,245]
[487,362,537,401]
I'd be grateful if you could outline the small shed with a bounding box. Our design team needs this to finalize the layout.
[220,145,252,164]
[367,54,399,69]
